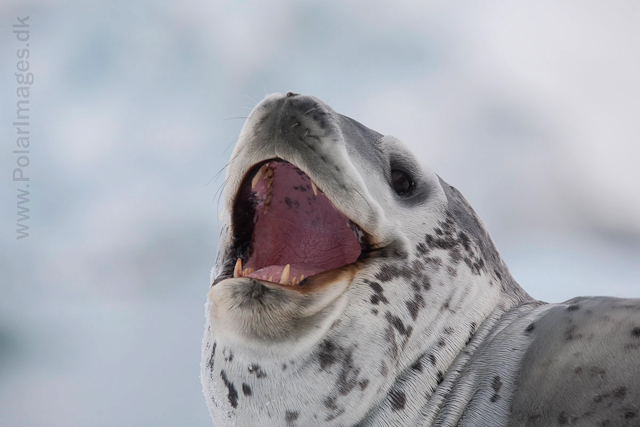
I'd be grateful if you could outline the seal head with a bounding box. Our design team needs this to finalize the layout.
[202,93,530,426]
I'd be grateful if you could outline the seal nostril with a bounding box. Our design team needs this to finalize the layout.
[286,92,298,97]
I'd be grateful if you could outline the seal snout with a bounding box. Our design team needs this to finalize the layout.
[262,93,337,140]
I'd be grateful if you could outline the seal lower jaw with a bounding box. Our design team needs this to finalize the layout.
[208,265,356,343]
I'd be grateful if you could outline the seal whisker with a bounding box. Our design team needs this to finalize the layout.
[303,105,322,116]
[245,94,259,104]
[223,116,250,121]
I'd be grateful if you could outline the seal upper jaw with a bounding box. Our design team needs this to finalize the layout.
[222,94,393,246]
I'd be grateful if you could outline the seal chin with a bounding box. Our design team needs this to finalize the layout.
[208,266,357,343]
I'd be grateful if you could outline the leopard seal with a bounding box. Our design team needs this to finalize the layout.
[201,92,640,426]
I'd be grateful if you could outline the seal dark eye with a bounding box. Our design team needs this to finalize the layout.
[391,169,414,195]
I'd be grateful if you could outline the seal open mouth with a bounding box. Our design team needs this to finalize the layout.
[228,159,365,286]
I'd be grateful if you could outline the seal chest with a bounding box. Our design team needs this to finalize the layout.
[202,93,640,427]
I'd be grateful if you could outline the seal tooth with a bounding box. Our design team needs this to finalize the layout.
[279,264,290,285]
[311,180,318,196]
[300,274,305,281]
[265,167,273,178]
[268,276,273,282]
[234,258,242,278]
[251,166,265,189]
[266,176,274,190]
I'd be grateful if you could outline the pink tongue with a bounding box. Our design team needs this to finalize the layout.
[244,162,361,283]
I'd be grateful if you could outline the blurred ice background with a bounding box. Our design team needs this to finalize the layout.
[1,0,639,425]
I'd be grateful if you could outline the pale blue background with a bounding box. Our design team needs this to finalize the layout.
[1,1,639,426]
